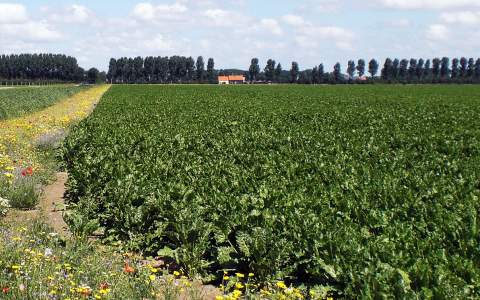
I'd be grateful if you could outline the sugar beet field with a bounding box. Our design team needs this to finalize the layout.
[61,85,480,298]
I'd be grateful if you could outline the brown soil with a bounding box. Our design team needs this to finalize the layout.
[38,172,70,237]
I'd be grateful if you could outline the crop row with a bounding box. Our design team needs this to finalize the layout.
[0,85,86,120]
[62,85,480,298]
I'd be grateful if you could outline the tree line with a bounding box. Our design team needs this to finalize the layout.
[107,56,216,83]
[0,54,87,82]
[249,57,480,84]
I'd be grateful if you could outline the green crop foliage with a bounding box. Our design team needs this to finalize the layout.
[62,85,480,298]
[0,86,86,120]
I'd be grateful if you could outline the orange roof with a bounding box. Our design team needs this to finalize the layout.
[218,75,245,81]
[228,75,245,81]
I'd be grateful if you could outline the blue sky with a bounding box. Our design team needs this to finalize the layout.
[0,0,479,71]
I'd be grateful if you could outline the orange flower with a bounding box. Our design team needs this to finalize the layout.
[100,282,109,290]
[2,287,10,294]
[123,262,135,274]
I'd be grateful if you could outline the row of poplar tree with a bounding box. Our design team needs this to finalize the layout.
[0,54,86,82]
[249,57,480,84]
[107,56,217,83]
[2,53,480,84]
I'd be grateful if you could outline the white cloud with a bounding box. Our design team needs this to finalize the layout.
[426,24,449,40]
[379,0,480,10]
[291,21,354,51]
[49,5,93,23]
[441,11,480,25]
[0,3,28,24]
[260,19,283,35]
[65,5,92,23]
[282,14,306,27]
[132,2,188,21]
[0,21,62,42]
[203,9,247,27]
[143,34,174,51]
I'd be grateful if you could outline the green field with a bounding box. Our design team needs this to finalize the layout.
[0,85,86,120]
[62,85,480,298]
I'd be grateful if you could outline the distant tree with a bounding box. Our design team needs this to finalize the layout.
[143,56,154,82]
[333,62,342,83]
[87,67,100,83]
[451,58,459,79]
[423,59,431,81]
[459,57,468,78]
[398,59,408,81]
[107,58,117,83]
[381,58,393,81]
[475,58,480,80]
[356,59,366,77]
[392,59,400,80]
[432,58,441,80]
[207,58,215,83]
[318,64,325,83]
[274,63,282,82]
[416,59,425,81]
[155,56,169,83]
[196,56,205,82]
[311,66,318,84]
[408,59,417,81]
[368,59,379,78]
[467,58,475,79]
[347,60,356,79]
[249,58,260,82]
[440,57,450,79]
[290,61,299,83]
[186,57,195,82]
[264,59,276,82]
[133,56,144,83]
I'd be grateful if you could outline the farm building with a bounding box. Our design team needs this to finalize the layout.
[218,75,246,84]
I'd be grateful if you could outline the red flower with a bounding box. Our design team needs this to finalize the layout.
[100,282,109,290]
[26,167,33,176]
[2,287,10,294]
[123,262,135,274]
[21,167,33,177]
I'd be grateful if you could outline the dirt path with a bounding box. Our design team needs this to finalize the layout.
[39,172,70,237]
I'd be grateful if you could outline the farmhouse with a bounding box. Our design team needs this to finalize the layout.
[218,75,246,84]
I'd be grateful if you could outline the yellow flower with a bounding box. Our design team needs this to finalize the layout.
[149,274,156,281]
[327,297,333,300]
[223,276,230,281]
[95,295,102,299]
[235,273,245,278]
[235,282,244,289]
[232,290,242,297]
[11,265,20,271]
[248,273,254,277]
[173,271,181,276]
[309,290,316,296]
[12,237,21,242]
[150,267,158,273]
[276,281,287,289]
[99,288,110,295]
[216,296,224,300]
[4,173,14,178]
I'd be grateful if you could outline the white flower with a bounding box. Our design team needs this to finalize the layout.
[44,248,53,257]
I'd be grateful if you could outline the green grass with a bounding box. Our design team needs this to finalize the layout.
[62,84,480,298]
[0,85,86,120]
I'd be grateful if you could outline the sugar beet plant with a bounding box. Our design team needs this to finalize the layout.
[62,85,480,298]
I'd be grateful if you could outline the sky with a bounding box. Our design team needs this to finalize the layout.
[0,0,479,71]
